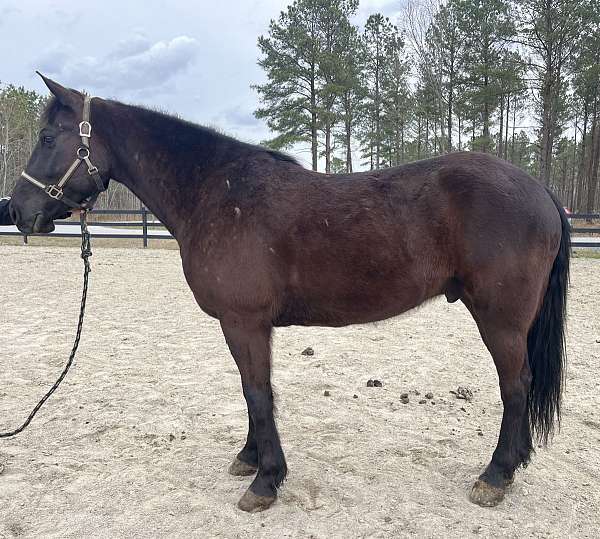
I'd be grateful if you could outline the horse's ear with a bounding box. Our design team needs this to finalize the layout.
[36,72,82,111]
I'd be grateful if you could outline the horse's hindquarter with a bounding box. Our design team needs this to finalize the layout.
[435,154,562,277]
[432,153,562,326]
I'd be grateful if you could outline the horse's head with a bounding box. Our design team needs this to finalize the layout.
[10,74,111,233]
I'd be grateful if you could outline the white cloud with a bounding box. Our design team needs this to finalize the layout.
[37,35,199,95]
[107,33,154,61]
[356,0,410,25]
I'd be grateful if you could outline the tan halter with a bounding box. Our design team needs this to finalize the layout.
[21,95,107,210]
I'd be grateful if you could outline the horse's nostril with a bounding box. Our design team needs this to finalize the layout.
[32,212,45,233]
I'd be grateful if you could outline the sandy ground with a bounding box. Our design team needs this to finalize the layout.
[0,245,599,539]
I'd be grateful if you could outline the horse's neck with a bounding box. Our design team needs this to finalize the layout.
[97,100,208,237]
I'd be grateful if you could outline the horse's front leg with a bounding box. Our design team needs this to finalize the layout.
[220,314,287,512]
[228,412,258,476]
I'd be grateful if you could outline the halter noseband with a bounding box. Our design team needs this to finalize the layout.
[21,95,107,210]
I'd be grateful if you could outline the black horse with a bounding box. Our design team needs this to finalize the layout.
[9,75,569,512]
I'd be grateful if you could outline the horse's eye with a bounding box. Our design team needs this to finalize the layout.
[42,135,54,145]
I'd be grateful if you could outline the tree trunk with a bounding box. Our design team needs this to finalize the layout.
[447,65,454,153]
[511,106,517,163]
[577,102,590,211]
[539,65,555,184]
[1,116,9,195]
[417,116,422,159]
[310,62,318,172]
[498,94,504,158]
[345,107,353,173]
[370,118,374,171]
[395,123,400,166]
[586,106,600,214]
[325,123,331,174]
[504,94,510,160]
[401,123,405,163]
[570,113,578,210]
[438,98,446,154]
[482,72,490,152]
[375,39,381,170]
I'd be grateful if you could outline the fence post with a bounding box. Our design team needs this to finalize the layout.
[142,206,148,248]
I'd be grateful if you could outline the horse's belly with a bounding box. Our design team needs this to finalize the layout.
[273,282,434,327]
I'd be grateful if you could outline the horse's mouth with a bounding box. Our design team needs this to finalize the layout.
[33,213,55,233]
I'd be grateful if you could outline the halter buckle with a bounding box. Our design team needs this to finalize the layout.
[79,121,92,138]
[88,165,99,175]
[45,185,64,200]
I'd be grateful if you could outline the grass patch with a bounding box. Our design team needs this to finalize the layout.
[572,249,600,259]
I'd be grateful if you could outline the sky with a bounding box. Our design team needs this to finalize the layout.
[0,0,404,168]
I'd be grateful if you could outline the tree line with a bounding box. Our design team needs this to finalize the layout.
[255,0,600,213]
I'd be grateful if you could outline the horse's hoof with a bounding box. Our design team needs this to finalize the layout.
[469,479,505,507]
[237,489,276,513]
[228,457,258,477]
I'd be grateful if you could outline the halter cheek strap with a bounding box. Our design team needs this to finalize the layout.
[20,96,107,210]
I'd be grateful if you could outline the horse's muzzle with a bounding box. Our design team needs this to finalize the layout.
[32,213,56,234]
[16,212,55,234]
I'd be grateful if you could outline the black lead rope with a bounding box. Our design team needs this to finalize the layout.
[0,212,92,438]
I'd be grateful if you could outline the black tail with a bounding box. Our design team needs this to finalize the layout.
[526,189,570,445]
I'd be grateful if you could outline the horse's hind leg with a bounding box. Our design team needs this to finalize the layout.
[220,315,287,512]
[468,314,533,507]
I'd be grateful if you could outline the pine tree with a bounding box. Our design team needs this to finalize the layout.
[425,0,463,152]
[513,0,589,184]
[333,23,366,173]
[255,0,359,172]
[254,1,322,170]
[570,2,600,212]
[315,0,359,173]
[454,0,514,153]
[360,14,397,169]
[380,32,412,166]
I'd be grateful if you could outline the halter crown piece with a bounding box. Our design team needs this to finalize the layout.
[20,96,106,210]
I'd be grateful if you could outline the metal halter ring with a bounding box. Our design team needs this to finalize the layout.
[79,121,92,138]
[77,147,90,159]
[45,185,64,200]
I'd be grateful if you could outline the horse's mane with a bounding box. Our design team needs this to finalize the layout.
[42,96,300,167]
